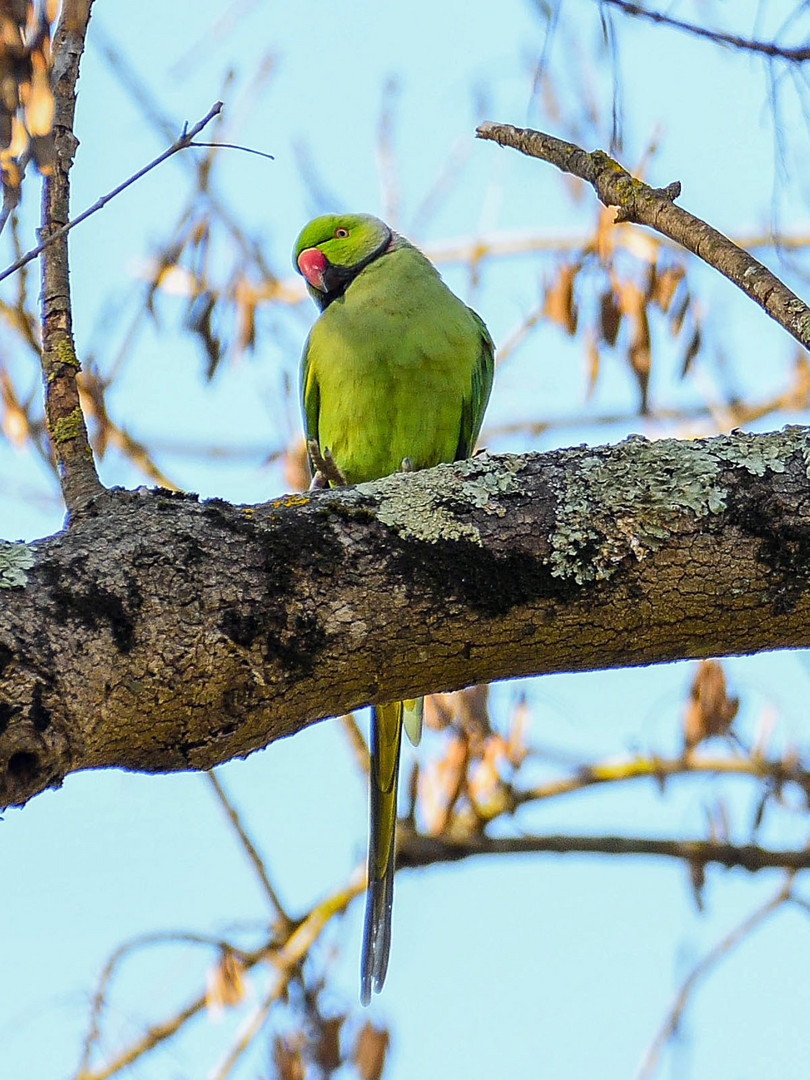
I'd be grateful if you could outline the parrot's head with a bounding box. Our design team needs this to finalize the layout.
[293,214,393,310]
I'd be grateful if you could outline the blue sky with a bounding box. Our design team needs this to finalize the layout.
[2,2,810,1078]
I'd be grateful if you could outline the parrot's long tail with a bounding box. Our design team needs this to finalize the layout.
[360,697,424,1005]
[361,701,403,1005]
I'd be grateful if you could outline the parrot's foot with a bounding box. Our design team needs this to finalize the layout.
[400,457,413,472]
[307,439,346,488]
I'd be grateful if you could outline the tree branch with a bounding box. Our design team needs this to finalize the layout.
[475,122,810,353]
[2,427,810,809]
[634,876,794,1080]
[39,0,102,516]
[0,101,224,287]
[597,0,810,64]
[397,832,810,874]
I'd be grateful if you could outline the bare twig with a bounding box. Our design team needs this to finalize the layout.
[206,769,293,929]
[475,123,810,353]
[597,1,810,63]
[75,930,253,1076]
[634,876,794,1080]
[188,140,274,161]
[73,877,365,1080]
[340,712,371,776]
[513,752,810,812]
[1,101,224,286]
[397,831,810,874]
[208,876,364,1079]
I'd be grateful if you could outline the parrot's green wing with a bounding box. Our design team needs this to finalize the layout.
[456,311,495,461]
[300,340,320,477]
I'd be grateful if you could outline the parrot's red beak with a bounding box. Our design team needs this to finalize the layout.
[297,247,328,291]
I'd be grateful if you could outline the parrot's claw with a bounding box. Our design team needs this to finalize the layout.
[400,457,413,472]
[307,438,347,487]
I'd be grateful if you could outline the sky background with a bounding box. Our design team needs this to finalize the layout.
[2,1,810,1078]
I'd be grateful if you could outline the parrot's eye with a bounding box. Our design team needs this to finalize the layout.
[334,227,349,238]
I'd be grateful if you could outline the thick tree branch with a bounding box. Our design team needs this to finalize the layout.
[40,0,102,515]
[2,428,810,809]
[476,122,810,353]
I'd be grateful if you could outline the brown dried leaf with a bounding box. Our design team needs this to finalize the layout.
[234,281,257,355]
[421,734,468,834]
[272,1034,305,1080]
[24,46,52,136]
[585,333,599,399]
[469,734,507,804]
[284,437,311,492]
[617,281,651,412]
[682,659,739,752]
[205,949,247,1013]
[1,369,29,444]
[6,112,25,157]
[650,264,683,313]
[455,684,491,740]
[505,695,528,769]
[542,262,579,336]
[687,858,705,912]
[785,350,810,410]
[313,1015,344,1073]
[679,325,701,378]
[27,130,53,173]
[423,692,458,731]
[598,287,621,347]
[668,286,691,337]
[184,290,221,378]
[595,205,617,262]
[353,1021,389,1080]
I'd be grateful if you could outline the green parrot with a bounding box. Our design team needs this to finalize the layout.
[293,212,494,1004]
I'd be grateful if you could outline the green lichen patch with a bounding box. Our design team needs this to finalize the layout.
[713,434,788,476]
[781,425,810,479]
[50,408,86,444]
[0,541,35,588]
[549,429,807,584]
[549,435,728,584]
[358,455,522,544]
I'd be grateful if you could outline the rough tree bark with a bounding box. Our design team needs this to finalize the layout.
[2,426,810,811]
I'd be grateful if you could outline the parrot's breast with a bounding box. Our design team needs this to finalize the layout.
[308,249,481,484]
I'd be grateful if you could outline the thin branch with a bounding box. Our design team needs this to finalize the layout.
[75,930,253,1076]
[340,712,371,777]
[597,0,810,63]
[208,876,365,1080]
[634,876,794,1080]
[208,982,279,1080]
[75,987,209,1080]
[513,752,810,812]
[206,769,293,929]
[475,122,810,353]
[74,878,365,1080]
[439,746,810,832]
[188,140,274,161]
[0,101,224,286]
[397,831,810,873]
